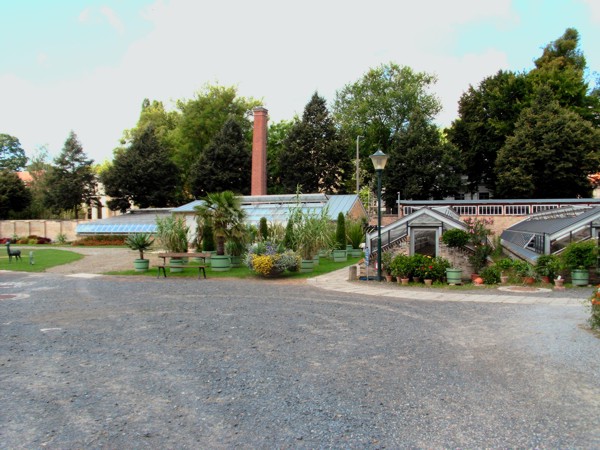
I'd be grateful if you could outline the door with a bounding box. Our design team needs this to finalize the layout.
[411,228,438,257]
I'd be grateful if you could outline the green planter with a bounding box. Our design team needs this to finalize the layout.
[133,259,149,272]
[446,268,463,285]
[170,258,184,273]
[350,248,363,258]
[332,249,347,262]
[204,251,217,267]
[230,255,242,268]
[571,269,589,286]
[300,259,314,273]
[346,244,353,252]
[211,255,231,272]
[312,254,319,266]
[318,249,329,258]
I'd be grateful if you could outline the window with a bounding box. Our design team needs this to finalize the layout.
[505,205,530,215]
[478,192,490,200]
[533,205,558,213]
[478,206,503,215]
[455,206,477,215]
[454,193,465,200]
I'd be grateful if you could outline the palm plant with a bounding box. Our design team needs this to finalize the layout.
[194,191,247,256]
[125,233,154,260]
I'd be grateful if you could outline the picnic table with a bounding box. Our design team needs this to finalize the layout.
[156,252,211,279]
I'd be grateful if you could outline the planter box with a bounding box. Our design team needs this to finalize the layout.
[332,249,347,262]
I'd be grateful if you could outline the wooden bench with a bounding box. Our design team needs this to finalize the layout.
[156,263,206,279]
[156,252,210,280]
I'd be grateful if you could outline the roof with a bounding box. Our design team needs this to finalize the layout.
[399,198,600,206]
[76,208,172,234]
[502,206,600,240]
[172,194,364,224]
[500,206,600,260]
[366,206,467,247]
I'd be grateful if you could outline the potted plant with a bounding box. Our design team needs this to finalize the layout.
[495,258,514,284]
[513,260,537,284]
[390,254,411,285]
[534,254,562,284]
[381,250,394,282]
[332,212,348,262]
[561,240,597,286]
[156,215,190,272]
[125,233,154,272]
[346,219,365,258]
[442,228,469,284]
[195,191,246,272]
[288,203,332,273]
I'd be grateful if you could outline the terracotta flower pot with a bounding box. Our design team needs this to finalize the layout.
[424,279,433,286]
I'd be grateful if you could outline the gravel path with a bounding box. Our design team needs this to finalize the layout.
[1,271,599,448]
[43,247,167,275]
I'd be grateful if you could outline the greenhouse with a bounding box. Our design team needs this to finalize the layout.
[500,206,600,263]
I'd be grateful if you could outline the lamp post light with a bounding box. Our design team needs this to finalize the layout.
[356,135,363,194]
[370,149,388,282]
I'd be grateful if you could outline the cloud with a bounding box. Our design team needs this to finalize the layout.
[100,6,125,34]
[78,7,91,23]
[1,0,521,162]
[580,0,600,23]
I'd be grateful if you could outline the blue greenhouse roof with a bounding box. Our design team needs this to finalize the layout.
[173,194,364,225]
[76,208,172,235]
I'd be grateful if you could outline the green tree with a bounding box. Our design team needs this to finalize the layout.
[0,134,27,171]
[189,118,251,197]
[385,116,464,202]
[529,27,599,125]
[101,125,181,212]
[333,62,441,160]
[495,87,600,198]
[44,131,97,218]
[24,145,52,218]
[280,93,349,193]
[446,70,531,193]
[266,119,294,194]
[169,84,260,191]
[0,170,31,219]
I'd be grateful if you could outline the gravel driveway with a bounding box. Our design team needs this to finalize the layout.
[1,270,599,448]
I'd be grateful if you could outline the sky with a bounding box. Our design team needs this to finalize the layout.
[1,0,599,164]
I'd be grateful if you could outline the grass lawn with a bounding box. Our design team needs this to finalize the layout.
[0,248,84,272]
[107,256,363,280]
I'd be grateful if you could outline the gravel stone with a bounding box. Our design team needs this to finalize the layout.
[0,268,599,448]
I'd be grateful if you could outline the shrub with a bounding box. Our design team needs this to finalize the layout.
[561,240,597,270]
[125,233,154,260]
[335,213,346,250]
[468,244,491,273]
[381,250,394,275]
[480,265,501,284]
[259,217,268,241]
[534,254,562,279]
[390,254,411,279]
[245,241,300,277]
[495,258,514,272]
[442,229,469,248]
[156,216,189,253]
[415,255,450,281]
[72,235,127,246]
[346,219,364,249]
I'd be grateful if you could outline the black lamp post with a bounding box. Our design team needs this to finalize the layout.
[370,149,388,281]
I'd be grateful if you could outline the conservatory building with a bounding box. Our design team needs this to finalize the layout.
[501,206,600,263]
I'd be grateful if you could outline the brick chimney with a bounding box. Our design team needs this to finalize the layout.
[251,106,268,196]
